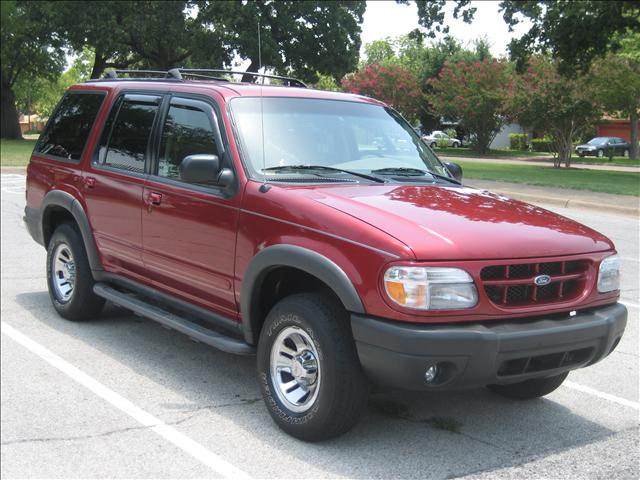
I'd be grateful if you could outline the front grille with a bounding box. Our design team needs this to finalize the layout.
[480,260,590,307]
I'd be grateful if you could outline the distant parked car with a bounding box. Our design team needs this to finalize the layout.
[575,137,630,159]
[422,130,461,148]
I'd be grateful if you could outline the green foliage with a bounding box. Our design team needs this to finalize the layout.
[530,138,554,153]
[407,0,640,75]
[436,138,450,148]
[512,58,601,167]
[312,73,342,92]
[509,133,528,150]
[428,59,514,154]
[445,128,458,139]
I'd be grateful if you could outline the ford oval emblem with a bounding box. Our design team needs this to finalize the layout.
[534,275,551,286]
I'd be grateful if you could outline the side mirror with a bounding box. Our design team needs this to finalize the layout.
[179,154,234,187]
[444,161,463,181]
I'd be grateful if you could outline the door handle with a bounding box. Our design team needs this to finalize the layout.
[84,177,96,189]
[149,192,162,206]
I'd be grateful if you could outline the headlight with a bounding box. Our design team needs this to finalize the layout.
[384,266,478,310]
[597,254,620,293]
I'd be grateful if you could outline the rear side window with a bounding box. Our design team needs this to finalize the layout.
[95,94,161,174]
[34,92,105,161]
[157,100,219,182]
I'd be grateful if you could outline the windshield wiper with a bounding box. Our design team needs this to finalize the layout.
[370,167,461,185]
[263,165,386,183]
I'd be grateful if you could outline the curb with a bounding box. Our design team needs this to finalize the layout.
[491,189,639,217]
[1,166,27,174]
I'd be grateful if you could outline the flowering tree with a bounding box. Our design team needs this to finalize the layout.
[428,59,514,153]
[341,63,423,123]
[513,58,600,167]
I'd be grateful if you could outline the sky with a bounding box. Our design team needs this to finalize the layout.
[360,0,533,58]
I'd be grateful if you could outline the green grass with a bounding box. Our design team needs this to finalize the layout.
[570,156,640,167]
[436,147,550,158]
[1,139,36,167]
[458,160,640,196]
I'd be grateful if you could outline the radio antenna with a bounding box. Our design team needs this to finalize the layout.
[258,18,270,193]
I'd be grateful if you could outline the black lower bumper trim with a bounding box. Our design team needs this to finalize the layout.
[351,303,627,391]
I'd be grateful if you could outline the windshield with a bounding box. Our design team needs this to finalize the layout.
[587,137,608,145]
[229,97,450,181]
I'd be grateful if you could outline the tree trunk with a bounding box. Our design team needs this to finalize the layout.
[90,51,108,79]
[1,80,22,140]
[630,110,639,161]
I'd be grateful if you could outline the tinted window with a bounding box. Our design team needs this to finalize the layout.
[96,95,160,174]
[35,92,105,161]
[157,102,219,182]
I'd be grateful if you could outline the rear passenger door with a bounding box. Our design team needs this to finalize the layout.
[84,93,161,282]
[141,95,239,318]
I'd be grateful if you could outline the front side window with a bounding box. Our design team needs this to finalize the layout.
[157,100,219,183]
[229,97,450,181]
[95,94,160,174]
[35,91,105,161]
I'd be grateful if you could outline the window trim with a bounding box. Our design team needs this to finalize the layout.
[147,92,236,198]
[33,90,107,164]
[91,91,163,178]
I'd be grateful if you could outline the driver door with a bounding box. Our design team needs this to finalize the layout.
[141,95,240,318]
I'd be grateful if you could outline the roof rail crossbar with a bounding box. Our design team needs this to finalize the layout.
[102,69,169,79]
[96,68,307,88]
[178,69,307,88]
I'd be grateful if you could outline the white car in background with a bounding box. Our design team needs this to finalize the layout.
[422,130,461,148]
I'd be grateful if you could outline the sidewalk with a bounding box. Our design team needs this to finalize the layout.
[441,155,640,173]
[466,179,639,216]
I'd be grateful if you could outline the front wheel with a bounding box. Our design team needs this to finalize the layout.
[46,223,104,321]
[257,293,369,441]
[624,149,629,158]
[487,372,569,400]
[597,149,604,158]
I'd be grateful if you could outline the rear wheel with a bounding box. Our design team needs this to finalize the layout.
[487,372,569,400]
[430,142,437,149]
[597,149,604,158]
[46,223,104,321]
[257,293,368,441]
[624,149,629,158]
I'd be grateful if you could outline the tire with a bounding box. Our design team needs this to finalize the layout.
[46,223,105,321]
[257,293,369,441]
[430,142,437,149]
[624,149,629,158]
[578,153,584,158]
[452,141,460,148]
[597,149,604,158]
[487,372,569,400]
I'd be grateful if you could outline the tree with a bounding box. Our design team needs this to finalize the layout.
[341,64,423,123]
[428,59,514,153]
[1,1,65,139]
[405,0,640,75]
[196,1,365,83]
[589,54,640,160]
[513,58,600,167]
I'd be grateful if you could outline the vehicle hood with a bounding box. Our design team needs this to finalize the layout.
[297,184,613,260]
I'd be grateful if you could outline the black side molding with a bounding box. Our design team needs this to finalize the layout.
[93,283,255,355]
[240,244,365,345]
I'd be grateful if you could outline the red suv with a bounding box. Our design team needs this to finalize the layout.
[24,69,626,441]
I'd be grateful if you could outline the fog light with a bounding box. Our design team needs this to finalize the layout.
[425,365,439,383]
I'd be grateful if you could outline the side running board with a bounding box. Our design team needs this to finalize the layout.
[93,283,255,355]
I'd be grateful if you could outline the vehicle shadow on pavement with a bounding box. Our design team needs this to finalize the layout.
[15,291,617,479]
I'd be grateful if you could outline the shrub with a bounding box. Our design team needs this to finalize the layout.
[445,128,458,139]
[530,137,555,152]
[436,138,450,148]
[509,133,528,150]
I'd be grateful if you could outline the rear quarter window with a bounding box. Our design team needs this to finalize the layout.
[34,91,106,161]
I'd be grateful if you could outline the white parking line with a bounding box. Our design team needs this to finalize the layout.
[621,300,639,309]
[563,381,640,411]
[1,321,251,480]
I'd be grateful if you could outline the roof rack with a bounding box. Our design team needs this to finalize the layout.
[97,68,307,88]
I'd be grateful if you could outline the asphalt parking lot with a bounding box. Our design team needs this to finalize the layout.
[1,173,638,479]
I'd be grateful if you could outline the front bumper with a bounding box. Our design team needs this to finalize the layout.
[351,303,627,391]
[576,149,597,156]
